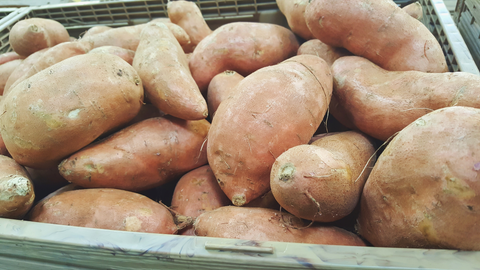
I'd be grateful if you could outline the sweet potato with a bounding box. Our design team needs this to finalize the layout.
[403,2,423,20]
[0,59,22,95]
[167,0,211,53]
[189,22,300,93]
[244,190,280,210]
[28,188,178,234]
[3,48,48,94]
[171,165,230,235]
[330,56,480,141]
[207,55,332,206]
[270,131,376,222]
[88,46,135,65]
[206,70,244,120]
[82,25,112,38]
[0,52,24,66]
[133,22,207,120]
[304,0,447,72]
[297,39,350,66]
[194,206,365,246]
[58,116,209,192]
[0,53,144,169]
[358,106,480,250]
[5,41,93,95]
[9,18,70,57]
[277,0,315,40]
[0,155,35,219]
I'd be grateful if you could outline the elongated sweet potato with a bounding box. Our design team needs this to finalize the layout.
[194,206,365,246]
[167,0,211,53]
[29,188,178,234]
[58,116,209,192]
[3,48,48,94]
[5,41,93,95]
[133,22,207,120]
[189,22,300,93]
[297,39,351,66]
[9,18,70,57]
[277,0,314,40]
[0,59,22,95]
[0,53,144,169]
[330,56,480,141]
[358,106,480,251]
[171,165,230,235]
[305,0,447,72]
[0,52,24,66]
[207,55,332,206]
[88,46,135,65]
[207,70,244,120]
[271,131,376,222]
[0,155,35,219]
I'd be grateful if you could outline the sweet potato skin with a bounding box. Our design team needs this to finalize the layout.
[403,2,423,20]
[3,48,48,94]
[133,22,207,120]
[207,55,332,206]
[194,206,365,246]
[189,22,300,93]
[28,188,178,234]
[277,0,315,40]
[297,39,350,66]
[0,59,22,95]
[0,155,35,219]
[305,0,447,72]
[207,70,244,120]
[88,46,135,65]
[271,131,376,222]
[0,52,25,66]
[58,116,209,192]
[9,18,70,57]
[330,56,480,141]
[0,53,144,169]
[358,106,480,250]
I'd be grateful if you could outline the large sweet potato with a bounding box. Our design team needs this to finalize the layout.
[358,106,480,251]
[0,53,144,169]
[207,55,332,206]
[29,188,178,234]
[58,116,209,192]
[88,46,135,65]
[189,22,300,93]
[0,52,24,66]
[305,0,447,72]
[330,56,480,141]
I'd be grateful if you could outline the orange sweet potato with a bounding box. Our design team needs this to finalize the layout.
[206,70,244,120]
[29,188,178,234]
[171,165,230,235]
[358,106,480,250]
[330,56,480,141]
[270,131,376,222]
[9,18,70,57]
[207,55,332,206]
[58,116,209,192]
[194,206,365,246]
[167,0,211,53]
[297,39,350,66]
[88,46,135,65]
[189,22,300,93]
[133,22,207,120]
[0,59,22,95]
[0,155,35,219]
[3,48,48,94]
[0,53,144,169]
[305,0,447,72]
[277,0,315,40]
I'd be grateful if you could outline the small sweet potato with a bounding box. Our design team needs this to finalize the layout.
[0,51,25,66]
[171,165,230,235]
[28,188,178,234]
[277,0,314,40]
[358,106,480,250]
[207,70,244,120]
[194,206,365,246]
[3,48,48,94]
[0,155,35,219]
[88,46,135,65]
[0,53,144,169]
[189,22,300,93]
[207,55,332,206]
[330,56,480,141]
[133,22,207,120]
[58,116,209,192]
[0,59,22,95]
[270,131,376,222]
[167,0,211,53]
[9,18,70,57]
[305,0,447,72]
[297,39,350,66]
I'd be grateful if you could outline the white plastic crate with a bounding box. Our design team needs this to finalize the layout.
[0,1,479,269]
[454,0,480,70]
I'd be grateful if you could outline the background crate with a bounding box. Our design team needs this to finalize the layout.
[454,0,480,70]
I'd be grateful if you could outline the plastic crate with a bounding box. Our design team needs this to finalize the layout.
[454,0,480,70]
[1,1,480,270]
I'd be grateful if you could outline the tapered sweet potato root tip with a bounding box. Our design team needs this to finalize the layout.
[232,194,246,206]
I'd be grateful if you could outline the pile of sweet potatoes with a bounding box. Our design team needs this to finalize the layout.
[0,0,479,252]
